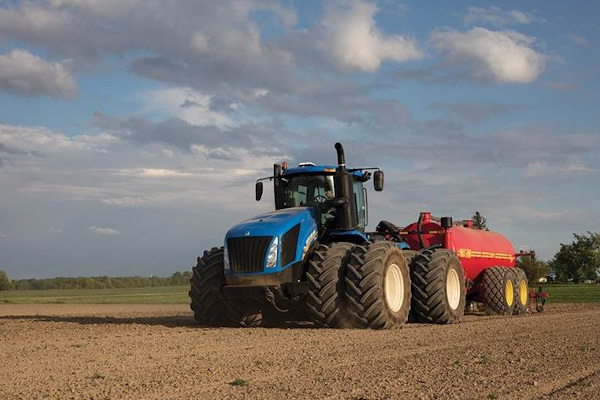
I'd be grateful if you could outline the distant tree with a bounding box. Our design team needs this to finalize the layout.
[0,270,11,291]
[15,280,31,290]
[517,254,550,283]
[472,211,488,230]
[550,232,600,283]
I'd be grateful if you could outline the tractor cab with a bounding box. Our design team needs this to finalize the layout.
[269,164,370,229]
[255,146,383,243]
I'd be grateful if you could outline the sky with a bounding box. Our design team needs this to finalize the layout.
[0,0,598,279]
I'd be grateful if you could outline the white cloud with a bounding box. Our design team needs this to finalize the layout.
[87,226,121,236]
[114,168,195,178]
[323,1,422,72]
[0,124,118,154]
[430,27,546,83]
[0,49,77,98]
[141,87,233,127]
[100,197,148,206]
[48,228,65,233]
[522,161,595,178]
[0,232,7,238]
[464,7,537,27]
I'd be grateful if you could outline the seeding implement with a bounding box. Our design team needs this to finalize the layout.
[190,143,536,328]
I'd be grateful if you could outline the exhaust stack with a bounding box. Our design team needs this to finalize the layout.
[333,142,358,231]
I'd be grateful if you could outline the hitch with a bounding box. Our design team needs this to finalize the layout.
[265,287,289,313]
[529,286,550,312]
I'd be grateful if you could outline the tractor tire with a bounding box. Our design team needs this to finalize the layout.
[402,249,419,323]
[345,242,411,329]
[402,250,418,269]
[411,249,466,324]
[189,247,230,326]
[481,267,516,315]
[226,300,264,327]
[512,267,530,314]
[306,242,356,328]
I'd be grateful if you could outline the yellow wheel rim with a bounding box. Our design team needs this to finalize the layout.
[519,280,528,306]
[505,279,514,307]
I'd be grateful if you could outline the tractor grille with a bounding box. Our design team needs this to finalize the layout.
[227,236,272,273]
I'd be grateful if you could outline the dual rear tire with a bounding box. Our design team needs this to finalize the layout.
[307,242,412,329]
[344,242,412,329]
[410,249,466,324]
[481,266,517,315]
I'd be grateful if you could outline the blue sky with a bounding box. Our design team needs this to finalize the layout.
[0,0,598,279]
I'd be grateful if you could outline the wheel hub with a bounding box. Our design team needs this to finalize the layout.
[519,280,528,306]
[384,263,404,312]
[446,269,461,310]
[505,279,514,307]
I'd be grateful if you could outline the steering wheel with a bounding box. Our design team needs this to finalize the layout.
[313,195,328,204]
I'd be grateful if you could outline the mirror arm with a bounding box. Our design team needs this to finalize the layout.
[347,167,381,173]
[256,175,278,184]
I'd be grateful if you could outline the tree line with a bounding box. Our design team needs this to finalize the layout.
[0,271,191,291]
[517,232,600,283]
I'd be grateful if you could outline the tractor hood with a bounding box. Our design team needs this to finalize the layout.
[226,207,317,239]
[225,207,319,274]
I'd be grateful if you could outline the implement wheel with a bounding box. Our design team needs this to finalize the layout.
[189,247,230,326]
[306,242,356,328]
[411,249,466,324]
[481,267,516,315]
[345,242,411,329]
[512,267,529,314]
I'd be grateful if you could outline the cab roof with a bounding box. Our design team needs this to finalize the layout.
[282,165,365,177]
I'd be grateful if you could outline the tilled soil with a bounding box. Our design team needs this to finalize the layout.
[0,303,598,400]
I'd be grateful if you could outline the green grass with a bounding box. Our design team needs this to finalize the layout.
[229,379,248,387]
[540,283,600,303]
[0,286,189,304]
[0,283,597,305]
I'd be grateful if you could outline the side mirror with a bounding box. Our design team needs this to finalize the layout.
[373,170,384,191]
[255,181,263,201]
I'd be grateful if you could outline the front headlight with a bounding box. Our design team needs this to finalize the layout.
[223,241,230,270]
[266,236,278,268]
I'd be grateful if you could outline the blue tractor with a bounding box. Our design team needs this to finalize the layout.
[189,143,412,329]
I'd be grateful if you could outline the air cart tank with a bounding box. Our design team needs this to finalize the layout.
[401,212,516,283]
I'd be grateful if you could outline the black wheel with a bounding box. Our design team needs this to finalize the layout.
[226,300,263,327]
[481,267,516,315]
[306,242,356,328]
[512,267,529,314]
[411,249,466,324]
[402,250,418,268]
[345,242,411,329]
[403,249,420,323]
[189,247,229,326]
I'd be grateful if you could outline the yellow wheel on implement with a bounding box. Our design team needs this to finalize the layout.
[481,267,516,315]
[505,279,514,307]
[512,268,530,314]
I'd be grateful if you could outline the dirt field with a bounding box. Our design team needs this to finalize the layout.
[0,303,598,400]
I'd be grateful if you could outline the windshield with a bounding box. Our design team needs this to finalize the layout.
[273,173,367,228]
[278,174,335,208]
